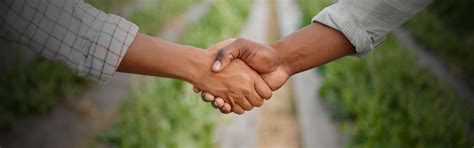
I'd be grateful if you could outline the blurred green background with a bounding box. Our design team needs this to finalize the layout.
[0,0,472,147]
[298,0,474,147]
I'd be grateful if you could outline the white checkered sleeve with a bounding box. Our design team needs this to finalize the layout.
[0,0,139,83]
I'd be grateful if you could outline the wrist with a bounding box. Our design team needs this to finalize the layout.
[270,40,294,77]
[143,36,210,84]
[178,47,214,85]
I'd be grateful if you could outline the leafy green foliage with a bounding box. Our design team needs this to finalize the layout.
[319,36,473,147]
[297,0,474,147]
[96,78,215,147]
[429,0,474,34]
[180,0,252,48]
[406,8,474,89]
[0,57,89,127]
[86,0,134,12]
[129,0,200,35]
[297,0,332,26]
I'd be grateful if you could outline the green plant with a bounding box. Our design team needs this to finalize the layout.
[296,0,474,147]
[96,78,215,147]
[406,9,474,89]
[0,57,89,127]
[129,0,200,35]
[86,0,134,12]
[319,36,473,147]
[179,0,252,48]
[428,0,474,34]
[297,0,332,26]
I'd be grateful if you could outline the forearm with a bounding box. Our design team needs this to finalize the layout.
[271,23,355,76]
[118,33,210,84]
[313,0,431,56]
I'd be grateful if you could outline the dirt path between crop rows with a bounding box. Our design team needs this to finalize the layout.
[214,0,302,147]
[256,0,301,148]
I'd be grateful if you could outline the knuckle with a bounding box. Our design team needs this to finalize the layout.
[235,111,244,115]
[235,38,247,43]
[264,91,272,99]
[255,100,264,107]
[265,93,273,100]
[242,89,251,96]
[243,105,253,111]
[248,106,255,111]
[232,108,243,115]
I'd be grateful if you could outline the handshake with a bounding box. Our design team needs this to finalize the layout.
[191,38,291,115]
[119,23,355,115]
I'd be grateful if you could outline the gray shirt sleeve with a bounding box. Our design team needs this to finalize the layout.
[313,0,431,57]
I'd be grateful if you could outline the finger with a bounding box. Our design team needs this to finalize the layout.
[201,92,215,102]
[212,40,246,72]
[220,103,232,114]
[207,38,236,53]
[213,97,225,108]
[247,89,264,107]
[235,96,254,111]
[254,78,273,100]
[193,86,201,93]
[232,105,245,115]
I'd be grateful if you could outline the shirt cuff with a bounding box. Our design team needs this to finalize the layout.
[311,2,373,58]
[86,15,139,84]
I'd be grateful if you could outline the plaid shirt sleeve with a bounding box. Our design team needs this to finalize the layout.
[313,0,431,57]
[0,0,139,83]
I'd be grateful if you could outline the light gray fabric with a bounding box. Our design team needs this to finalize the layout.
[313,0,431,57]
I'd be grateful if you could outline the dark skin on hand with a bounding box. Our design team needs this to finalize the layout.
[195,23,356,114]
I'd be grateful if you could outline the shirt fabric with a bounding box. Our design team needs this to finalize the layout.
[313,0,432,57]
[0,0,139,83]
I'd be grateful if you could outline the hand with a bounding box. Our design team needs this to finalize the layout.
[195,38,291,114]
[213,38,291,90]
[212,38,281,74]
[191,39,273,114]
[197,23,356,114]
[118,34,272,115]
[118,23,353,114]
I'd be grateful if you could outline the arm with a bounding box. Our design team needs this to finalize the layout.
[198,23,353,113]
[118,33,206,83]
[1,0,139,83]
[212,0,432,89]
[314,0,432,56]
[0,0,271,114]
[271,23,355,76]
[205,0,431,112]
[118,34,272,114]
[211,23,354,90]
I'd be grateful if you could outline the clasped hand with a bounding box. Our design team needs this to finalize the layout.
[192,38,291,115]
[120,24,354,115]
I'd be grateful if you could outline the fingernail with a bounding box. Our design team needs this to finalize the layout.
[204,93,214,101]
[213,101,220,108]
[212,61,221,71]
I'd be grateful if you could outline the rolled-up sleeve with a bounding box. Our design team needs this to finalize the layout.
[312,0,431,57]
[0,0,139,83]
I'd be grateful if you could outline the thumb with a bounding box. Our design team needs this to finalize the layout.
[213,44,241,72]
